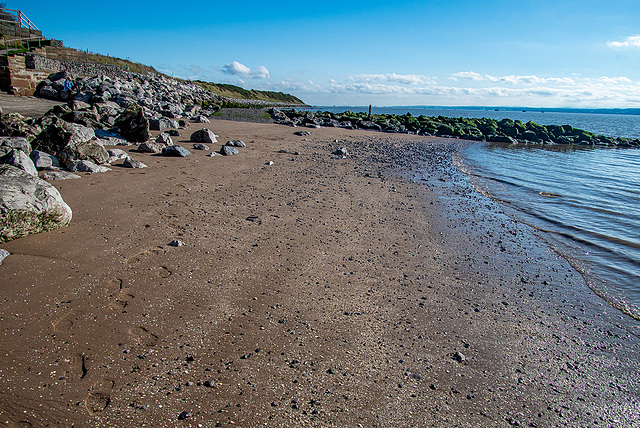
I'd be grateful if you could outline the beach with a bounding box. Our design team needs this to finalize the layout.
[1,117,638,427]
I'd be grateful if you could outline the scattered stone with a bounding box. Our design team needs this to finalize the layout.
[194,114,210,123]
[166,129,180,137]
[192,143,209,150]
[168,240,185,247]
[155,133,173,147]
[0,165,73,242]
[453,351,466,363]
[203,380,216,388]
[162,146,191,157]
[333,147,349,157]
[190,129,218,144]
[41,171,81,180]
[265,161,274,165]
[226,140,246,147]
[123,157,147,169]
[220,146,239,156]
[294,131,313,136]
[105,148,128,164]
[207,152,221,157]
[67,160,111,173]
[177,411,190,420]
[138,142,165,154]
[0,248,9,264]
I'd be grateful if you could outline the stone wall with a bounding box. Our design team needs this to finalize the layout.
[0,52,130,96]
[25,53,129,79]
[0,54,49,96]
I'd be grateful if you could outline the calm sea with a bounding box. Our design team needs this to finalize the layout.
[312,106,640,324]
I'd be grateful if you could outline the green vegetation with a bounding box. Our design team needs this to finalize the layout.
[193,81,305,105]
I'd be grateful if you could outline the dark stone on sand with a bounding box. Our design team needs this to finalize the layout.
[220,146,239,156]
[453,351,466,362]
[226,140,246,147]
[177,411,190,420]
[162,146,191,157]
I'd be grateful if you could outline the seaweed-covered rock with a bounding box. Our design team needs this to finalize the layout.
[0,164,72,242]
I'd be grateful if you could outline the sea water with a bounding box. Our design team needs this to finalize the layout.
[311,106,640,323]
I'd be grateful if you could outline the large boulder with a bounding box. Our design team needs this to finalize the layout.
[0,164,73,242]
[0,113,39,142]
[32,119,95,157]
[0,149,38,176]
[58,140,109,166]
[114,103,149,142]
[0,137,32,154]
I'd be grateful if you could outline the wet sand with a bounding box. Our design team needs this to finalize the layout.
[0,117,638,427]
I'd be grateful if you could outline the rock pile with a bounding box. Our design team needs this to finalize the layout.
[272,109,640,147]
[0,68,246,244]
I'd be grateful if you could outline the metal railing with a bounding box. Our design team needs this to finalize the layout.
[0,35,49,55]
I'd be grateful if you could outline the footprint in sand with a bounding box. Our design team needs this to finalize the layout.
[124,248,162,265]
[52,310,82,332]
[64,353,89,381]
[104,278,124,299]
[85,378,115,416]
[109,293,135,311]
[128,326,159,347]
[151,266,172,279]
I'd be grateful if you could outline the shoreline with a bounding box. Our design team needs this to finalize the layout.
[0,119,638,426]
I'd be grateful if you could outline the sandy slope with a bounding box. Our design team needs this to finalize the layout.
[0,118,638,427]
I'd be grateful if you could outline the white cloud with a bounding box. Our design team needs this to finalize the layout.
[607,35,640,48]
[351,73,435,85]
[222,61,271,79]
[276,70,640,108]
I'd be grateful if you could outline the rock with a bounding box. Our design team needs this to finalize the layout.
[1,149,38,176]
[59,140,109,166]
[294,131,314,136]
[0,248,9,264]
[194,115,210,123]
[166,129,180,137]
[177,411,190,420]
[105,148,128,164]
[30,150,60,170]
[0,137,32,154]
[114,103,149,142]
[226,140,246,148]
[39,85,59,100]
[162,146,191,157]
[220,146,239,156]
[138,142,165,154]
[41,171,81,180]
[155,133,173,147]
[207,152,221,157]
[452,351,466,363]
[149,118,179,131]
[0,164,73,242]
[168,240,184,247]
[333,147,349,157]
[61,121,95,144]
[192,143,209,150]
[0,113,39,141]
[67,160,111,173]
[123,157,147,168]
[190,128,218,144]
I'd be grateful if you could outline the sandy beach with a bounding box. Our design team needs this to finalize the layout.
[1,116,638,427]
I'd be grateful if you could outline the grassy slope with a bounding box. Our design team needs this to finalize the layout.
[192,81,305,105]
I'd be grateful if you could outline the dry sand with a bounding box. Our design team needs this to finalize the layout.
[0,115,638,427]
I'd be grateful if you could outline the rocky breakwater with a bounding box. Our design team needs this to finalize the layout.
[1,66,287,245]
[272,109,640,148]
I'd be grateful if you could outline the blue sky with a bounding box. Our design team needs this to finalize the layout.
[17,0,640,107]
